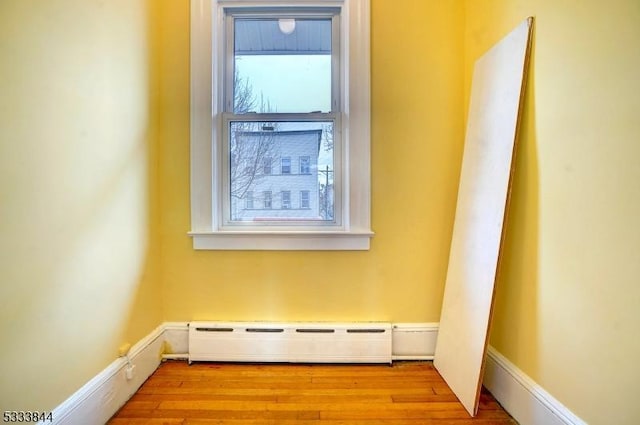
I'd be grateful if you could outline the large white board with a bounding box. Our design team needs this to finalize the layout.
[434,18,533,416]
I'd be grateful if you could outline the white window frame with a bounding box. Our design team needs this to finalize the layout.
[190,0,372,250]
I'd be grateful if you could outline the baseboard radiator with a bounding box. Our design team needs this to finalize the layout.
[189,322,392,364]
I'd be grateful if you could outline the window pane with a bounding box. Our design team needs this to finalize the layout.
[281,191,291,209]
[234,18,332,113]
[263,191,272,209]
[300,156,310,174]
[263,157,272,174]
[300,190,310,209]
[229,121,334,222]
[281,157,291,174]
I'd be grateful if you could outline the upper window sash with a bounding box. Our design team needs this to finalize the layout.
[224,8,341,115]
[221,6,344,113]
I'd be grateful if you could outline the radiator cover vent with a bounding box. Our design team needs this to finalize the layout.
[188,322,392,364]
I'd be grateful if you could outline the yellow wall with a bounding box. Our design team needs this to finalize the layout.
[0,0,162,412]
[464,1,640,423]
[157,0,465,322]
[4,1,637,422]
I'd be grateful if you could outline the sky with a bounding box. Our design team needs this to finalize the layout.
[235,54,331,113]
[236,54,334,172]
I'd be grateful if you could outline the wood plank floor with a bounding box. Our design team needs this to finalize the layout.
[109,361,516,425]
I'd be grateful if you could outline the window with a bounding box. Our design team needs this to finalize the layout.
[245,191,253,209]
[263,157,272,175]
[281,157,291,175]
[263,191,272,209]
[300,190,310,209]
[300,156,311,174]
[281,191,291,209]
[190,0,372,250]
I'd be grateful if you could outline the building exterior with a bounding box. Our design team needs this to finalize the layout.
[230,129,322,222]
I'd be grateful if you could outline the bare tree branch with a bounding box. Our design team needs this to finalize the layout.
[229,72,278,207]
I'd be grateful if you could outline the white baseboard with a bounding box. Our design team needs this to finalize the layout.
[50,325,165,425]
[153,322,440,361]
[154,322,441,362]
[163,321,189,354]
[484,346,586,425]
[392,323,439,360]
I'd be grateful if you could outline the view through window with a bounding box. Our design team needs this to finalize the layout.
[228,16,335,223]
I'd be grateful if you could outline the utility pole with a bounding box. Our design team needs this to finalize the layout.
[318,165,333,219]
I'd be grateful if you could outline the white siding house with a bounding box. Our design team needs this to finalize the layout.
[231,129,322,221]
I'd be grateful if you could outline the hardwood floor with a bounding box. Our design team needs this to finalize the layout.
[109,360,516,425]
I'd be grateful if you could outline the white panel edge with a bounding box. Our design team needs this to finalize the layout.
[190,0,214,231]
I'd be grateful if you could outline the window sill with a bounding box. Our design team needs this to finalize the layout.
[189,231,374,251]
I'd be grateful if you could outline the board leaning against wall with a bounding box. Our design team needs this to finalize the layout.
[434,17,534,417]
